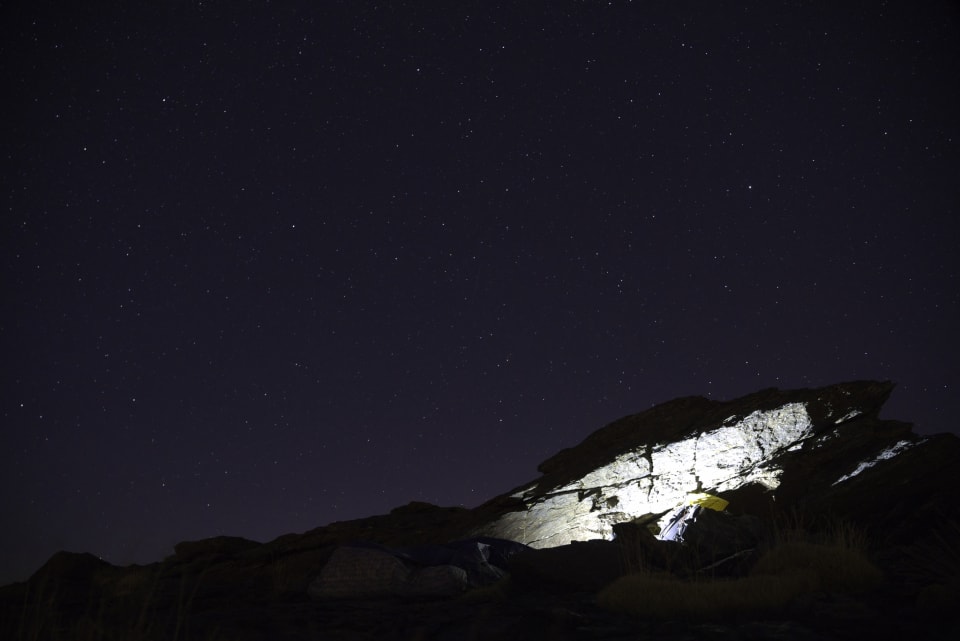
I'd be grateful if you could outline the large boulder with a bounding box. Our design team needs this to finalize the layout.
[468,381,958,548]
[307,538,525,599]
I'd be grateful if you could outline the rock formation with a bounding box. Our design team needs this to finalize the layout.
[468,380,949,548]
[3,380,959,641]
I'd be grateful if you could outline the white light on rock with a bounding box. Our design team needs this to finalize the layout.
[832,440,915,486]
[482,403,816,547]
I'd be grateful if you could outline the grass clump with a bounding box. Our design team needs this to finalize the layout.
[597,571,819,621]
[599,526,882,621]
[750,540,882,594]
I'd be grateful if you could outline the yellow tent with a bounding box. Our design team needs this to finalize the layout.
[684,492,729,512]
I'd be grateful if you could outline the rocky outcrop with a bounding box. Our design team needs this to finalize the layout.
[469,380,946,547]
[3,380,959,641]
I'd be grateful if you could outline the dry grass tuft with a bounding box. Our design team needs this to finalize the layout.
[896,518,960,585]
[750,541,882,593]
[599,520,883,621]
[597,570,820,621]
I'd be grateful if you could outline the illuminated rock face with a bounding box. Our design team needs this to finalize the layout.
[474,380,917,548]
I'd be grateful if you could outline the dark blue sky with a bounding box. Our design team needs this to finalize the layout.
[3,1,958,586]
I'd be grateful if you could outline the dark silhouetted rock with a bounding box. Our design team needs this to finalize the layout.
[3,380,959,641]
[173,535,261,562]
[507,539,624,591]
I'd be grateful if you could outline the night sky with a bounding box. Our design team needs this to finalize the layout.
[3,1,958,586]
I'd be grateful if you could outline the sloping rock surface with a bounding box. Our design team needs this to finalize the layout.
[470,380,954,548]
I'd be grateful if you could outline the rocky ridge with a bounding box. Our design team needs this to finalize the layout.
[2,380,958,640]
[472,380,905,547]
